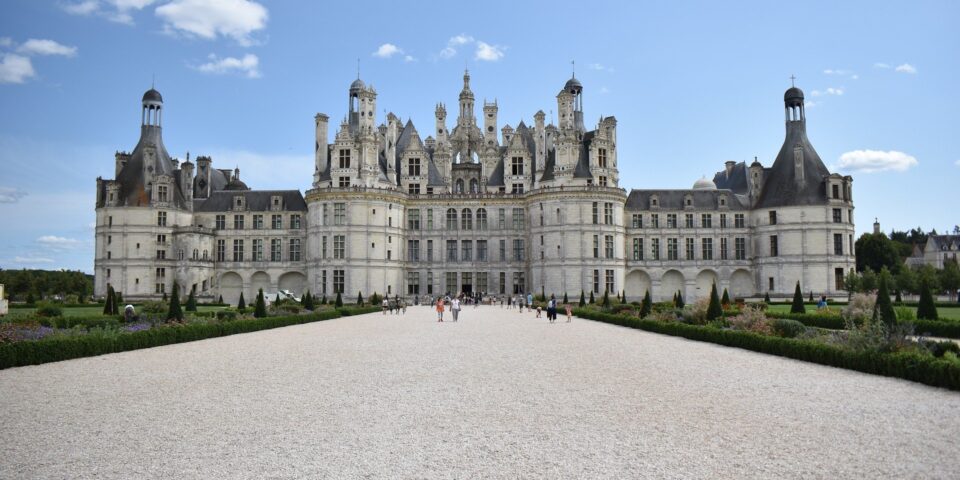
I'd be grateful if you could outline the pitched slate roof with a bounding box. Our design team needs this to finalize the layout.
[114,125,188,208]
[712,161,749,195]
[625,189,749,211]
[755,121,831,208]
[194,190,307,212]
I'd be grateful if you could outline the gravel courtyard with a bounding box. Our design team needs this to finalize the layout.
[2,306,959,479]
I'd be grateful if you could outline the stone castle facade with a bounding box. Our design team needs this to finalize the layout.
[94,73,856,304]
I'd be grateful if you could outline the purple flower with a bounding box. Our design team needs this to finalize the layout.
[123,322,152,332]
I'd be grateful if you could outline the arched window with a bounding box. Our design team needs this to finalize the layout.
[461,208,473,230]
[178,249,184,260]
[455,179,464,193]
[469,178,479,193]
[193,249,198,260]
[203,250,208,260]
[476,208,487,230]
[446,208,458,230]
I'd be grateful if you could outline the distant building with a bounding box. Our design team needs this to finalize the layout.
[906,234,960,269]
[94,75,855,303]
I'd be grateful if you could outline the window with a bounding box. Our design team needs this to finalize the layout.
[291,214,302,229]
[427,271,434,294]
[338,177,350,187]
[701,214,712,228]
[407,209,420,230]
[512,208,524,229]
[651,214,660,228]
[651,238,661,260]
[408,157,421,176]
[446,272,458,295]
[157,234,167,244]
[593,270,600,294]
[322,236,328,259]
[513,239,524,261]
[333,270,344,294]
[667,238,678,260]
[455,179,464,193]
[499,272,506,294]
[769,211,777,225]
[685,214,694,228]
[253,214,263,229]
[720,214,727,228]
[605,270,615,295]
[157,185,168,202]
[832,184,840,199]
[216,239,226,262]
[735,237,746,260]
[408,183,421,194]
[592,202,599,224]
[605,235,614,259]
[462,240,473,261]
[106,268,111,278]
[156,249,166,259]
[427,209,434,230]
[720,237,728,260]
[234,214,244,230]
[834,233,843,255]
[334,203,345,225]
[557,208,562,225]
[632,238,644,261]
[685,238,695,260]
[289,238,301,261]
[702,238,713,260]
[447,240,457,261]
[512,272,525,294]
[593,235,600,258]
[734,214,745,228]
[499,239,506,261]
[252,239,263,261]
[272,215,282,229]
[769,277,775,291]
[667,214,677,228]
[632,214,642,228]
[107,235,112,245]
[333,235,345,259]
[498,209,506,229]
[157,211,167,226]
[178,249,184,260]
[598,148,607,168]
[848,209,853,224]
[598,176,607,187]
[477,240,488,261]
[321,271,327,295]
[604,203,613,225]
[407,272,420,295]
[511,156,524,175]
[215,215,225,230]
[461,208,473,230]
[427,240,433,262]
[769,235,779,256]
[155,282,165,294]
[476,208,488,230]
[477,272,488,294]
[835,268,845,291]
[268,238,281,261]
[156,267,165,279]
[833,208,842,224]
[108,216,113,227]
[470,179,479,193]
[233,239,244,262]
[511,183,524,194]
[338,149,351,168]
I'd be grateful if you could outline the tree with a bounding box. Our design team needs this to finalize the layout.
[860,268,878,292]
[843,271,862,294]
[254,288,267,318]
[589,290,595,304]
[275,293,281,303]
[579,290,586,307]
[917,265,940,293]
[25,291,36,306]
[238,292,246,310]
[162,292,168,302]
[672,292,677,306]
[917,279,938,320]
[218,294,223,304]
[321,294,327,305]
[855,232,902,274]
[939,259,960,293]
[115,291,123,306]
[676,291,684,309]
[167,281,183,321]
[335,291,343,307]
[763,291,771,304]
[895,265,918,294]
[102,286,116,315]
[895,289,902,304]
[791,282,805,314]
[721,288,730,307]
[357,291,364,305]
[707,283,723,321]
[809,291,814,302]
[640,290,652,318]
[872,273,897,330]
[302,290,315,311]
[602,289,610,308]
[563,292,569,304]
[185,286,197,312]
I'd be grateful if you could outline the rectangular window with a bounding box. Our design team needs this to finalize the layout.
[513,239,525,261]
[835,268,845,291]
[598,148,607,168]
[651,238,661,260]
[427,209,434,230]
[513,272,526,294]
[333,235,345,259]
[511,183,524,194]
[461,272,473,291]
[322,204,328,226]
[702,238,713,260]
[407,272,420,295]
[499,272,506,294]
[667,214,677,229]
[462,240,473,261]
[157,211,167,227]
[769,277,775,291]
[512,208,524,229]
[427,271,434,294]
[605,235,614,259]
[848,209,853,225]
[408,183,421,194]
[667,238,678,260]
[157,185,168,202]
[334,203,345,225]
[632,238,644,261]
[446,272,458,295]
[447,240,457,262]
[685,214,694,228]
[593,269,600,294]
[233,214,244,230]
[701,214,712,228]
[253,214,263,229]
[770,235,779,256]
[834,233,843,255]
[322,236,328,259]
[477,240,488,261]
[598,176,607,187]
[216,239,225,262]
[720,214,727,229]
[735,237,746,260]
[338,149,351,168]
[720,237,728,260]
[408,209,421,230]
[477,209,488,230]
[333,270,344,294]
[734,214,745,228]
[408,157,421,176]
[291,214,302,229]
[685,238,695,260]
[651,214,659,228]
[157,234,167,244]
[499,239,506,261]
[632,214,642,229]
[769,211,777,225]
[592,202,599,224]
[832,184,840,199]
[233,239,244,262]
[322,270,327,295]
[289,238,301,261]
[833,208,842,224]
[477,272,488,294]
[215,214,225,230]
[427,239,433,262]
[593,235,599,258]
[511,156,524,175]
[270,239,281,261]
[498,209,506,229]
[156,267,165,278]
[408,239,420,262]
[252,239,263,261]
[605,270,615,295]
[272,214,282,229]
[604,203,613,225]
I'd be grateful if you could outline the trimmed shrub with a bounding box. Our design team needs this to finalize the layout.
[917,280,938,320]
[34,302,63,318]
[791,282,806,314]
[215,310,238,321]
[357,291,364,306]
[167,282,183,321]
[675,291,684,309]
[238,292,246,310]
[707,283,723,321]
[721,288,730,307]
[335,292,343,307]
[640,290,652,318]
[771,318,806,338]
[254,289,267,318]
[579,291,586,307]
[186,288,197,312]
[589,291,595,304]
[766,311,844,330]
[873,274,897,330]
[140,301,167,314]
[764,292,771,304]
[563,292,569,304]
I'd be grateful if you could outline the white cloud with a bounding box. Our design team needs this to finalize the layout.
[598,86,610,94]
[811,87,844,97]
[195,53,260,78]
[403,55,416,63]
[17,39,78,57]
[804,100,817,108]
[13,256,54,264]
[823,68,857,80]
[837,150,918,173]
[588,63,615,73]
[437,34,476,59]
[851,74,859,80]
[61,0,155,24]
[0,187,28,203]
[373,43,402,59]
[475,41,504,61]
[895,63,917,74]
[874,62,891,69]
[62,0,102,15]
[0,38,11,47]
[0,54,35,84]
[37,235,83,250]
[955,159,960,167]
[155,0,268,46]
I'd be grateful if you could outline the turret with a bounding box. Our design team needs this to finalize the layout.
[180,155,194,209]
[458,69,475,126]
[314,113,329,186]
[557,75,584,134]
[435,103,447,144]
[483,100,498,145]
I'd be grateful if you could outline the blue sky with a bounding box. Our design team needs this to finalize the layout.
[0,0,956,273]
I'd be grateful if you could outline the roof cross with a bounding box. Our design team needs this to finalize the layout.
[790,74,796,87]
[571,60,575,78]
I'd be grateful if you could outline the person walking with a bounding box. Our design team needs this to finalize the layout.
[451,296,461,322]
[436,297,444,322]
[548,294,556,323]
[382,297,389,315]
[527,293,533,310]
[565,303,572,322]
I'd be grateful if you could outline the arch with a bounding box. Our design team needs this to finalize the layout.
[695,269,719,301]
[476,208,487,230]
[219,271,243,306]
[250,271,271,296]
[625,270,652,302]
[278,271,307,297]
[446,208,457,230]
[469,178,479,193]
[455,179,464,193]
[659,269,685,302]
[461,208,473,230]
[730,269,754,299]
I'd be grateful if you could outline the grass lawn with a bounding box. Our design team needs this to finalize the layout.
[765,303,960,320]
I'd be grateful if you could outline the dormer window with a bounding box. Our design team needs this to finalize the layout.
[234,195,245,211]
[598,148,608,168]
[157,185,168,202]
[271,196,282,211]
[408,157,421,176]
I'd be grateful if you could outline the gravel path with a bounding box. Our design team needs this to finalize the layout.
[2,306,959,479]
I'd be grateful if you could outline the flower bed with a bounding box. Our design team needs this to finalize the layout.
[574,308,960,391]
[0,306,379,370]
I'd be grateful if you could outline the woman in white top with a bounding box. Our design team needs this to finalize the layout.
[451,297,461,322]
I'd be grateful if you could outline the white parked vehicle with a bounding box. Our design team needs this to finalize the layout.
[0,284,8,316]
[264,289,300,305]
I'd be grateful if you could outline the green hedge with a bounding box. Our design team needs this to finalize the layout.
[766,311,845,330]
[574,308,960,391]
[912,320,960,339]
[764,311,960,339]
[0,306,379,370]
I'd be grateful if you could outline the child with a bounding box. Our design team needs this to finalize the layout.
[565,304,572,323]
[536,305,542,318]
[436,298,444,322]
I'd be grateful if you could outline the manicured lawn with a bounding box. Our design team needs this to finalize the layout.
[765,303,960,320]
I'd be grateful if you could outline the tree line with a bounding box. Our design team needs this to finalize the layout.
[0,269,93,302]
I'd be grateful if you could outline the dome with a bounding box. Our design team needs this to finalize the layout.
[784,86,804,101]
[693,177,717,190]
[350,78,366,91]
[224,178,249,191]
[142,88,163,103]
[564,76,583,93]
